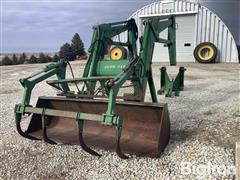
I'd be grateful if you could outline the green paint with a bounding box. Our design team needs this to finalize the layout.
[96,60,129,76]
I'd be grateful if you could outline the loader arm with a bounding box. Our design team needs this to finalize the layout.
[138,15,176,102]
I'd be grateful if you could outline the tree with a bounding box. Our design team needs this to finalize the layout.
[71,33,85,58]
[29,55,37,64]
[12,54,18,65]
[37,53,47,63]
[1,56,12,65]
[59,43,74,61]
[19,53,27,64]
[46,55,52,62]
[52,54,60,62]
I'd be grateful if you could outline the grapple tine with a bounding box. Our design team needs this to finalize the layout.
[77,118,101,157]
[42,125,57,144]
[78,131,102,157]
[15,113,40,140]
[42,112,57,144]
[115,121,129,159]
[116,138,129,159]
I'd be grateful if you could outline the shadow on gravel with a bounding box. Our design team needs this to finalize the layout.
[170,123,239,149]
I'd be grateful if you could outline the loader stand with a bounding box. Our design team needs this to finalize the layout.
[158,67,186,97]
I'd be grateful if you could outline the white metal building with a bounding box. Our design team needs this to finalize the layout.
[121,0,239,63]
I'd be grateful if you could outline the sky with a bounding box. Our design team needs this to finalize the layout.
[1,0,156,53]
[1,0,239,53]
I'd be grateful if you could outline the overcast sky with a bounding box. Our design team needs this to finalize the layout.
[2,0,239,53]
[2,0,155,53]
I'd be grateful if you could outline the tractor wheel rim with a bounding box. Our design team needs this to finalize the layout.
[198,45,214,61]
[111,47,123,60]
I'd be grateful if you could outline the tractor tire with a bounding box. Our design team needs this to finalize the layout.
[194,42,218,63]
[110,46,127,60]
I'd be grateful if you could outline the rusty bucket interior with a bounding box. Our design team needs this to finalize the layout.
[25,96,170,157]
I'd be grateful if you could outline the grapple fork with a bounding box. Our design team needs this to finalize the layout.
[15,97,170,158]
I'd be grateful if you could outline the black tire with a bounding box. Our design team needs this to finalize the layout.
[110,46,127,60]
[194,42,218,63]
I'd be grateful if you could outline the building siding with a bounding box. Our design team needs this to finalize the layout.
[117,0,239,63]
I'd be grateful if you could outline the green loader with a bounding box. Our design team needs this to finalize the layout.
[15,15,177,159]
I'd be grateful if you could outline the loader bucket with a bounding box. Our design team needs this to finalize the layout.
[25,96,170,157]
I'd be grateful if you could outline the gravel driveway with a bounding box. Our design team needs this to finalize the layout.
[0,62,239,179]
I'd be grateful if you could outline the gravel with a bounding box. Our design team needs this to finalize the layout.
[0,62,239,179]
